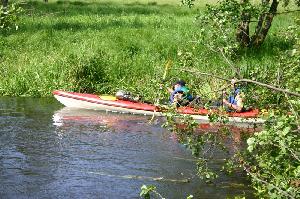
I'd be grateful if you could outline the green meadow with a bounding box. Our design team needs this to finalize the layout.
[0,0,298,101]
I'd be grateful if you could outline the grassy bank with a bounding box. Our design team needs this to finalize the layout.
[0,0,298,102]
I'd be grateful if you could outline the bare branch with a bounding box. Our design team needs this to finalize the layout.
[236,79,300,97]
[181,69,300,97]
[218,48,242,79]
[276,9,300,15]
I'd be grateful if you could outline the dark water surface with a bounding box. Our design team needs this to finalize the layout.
[0,97,254,199]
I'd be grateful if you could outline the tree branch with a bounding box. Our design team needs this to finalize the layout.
[244,168,297,199]
[276,9,300,15]
[236,0,251,46]
[235,79,300,97]
[218,47,242,79]
[181,69,300,97]
[206,16,242,78]
[1,0,8,8]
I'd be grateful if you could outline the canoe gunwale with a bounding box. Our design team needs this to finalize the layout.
[53,90,157,112]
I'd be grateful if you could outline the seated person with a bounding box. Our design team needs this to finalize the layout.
[168,80,193,106]
[222,79,244,112]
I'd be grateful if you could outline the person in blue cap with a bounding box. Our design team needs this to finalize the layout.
[168,80,193,106]
[222,79,244,112]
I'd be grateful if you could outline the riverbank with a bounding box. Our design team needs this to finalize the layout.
[0,0,298,102]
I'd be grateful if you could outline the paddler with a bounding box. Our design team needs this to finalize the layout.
[222,78,245,112]
[168,80,193,107]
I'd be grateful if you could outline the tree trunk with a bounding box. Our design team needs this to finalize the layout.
[44,0,48,2]
[236,0,251,47]
[249,0,279,47]
[2,0,8,8]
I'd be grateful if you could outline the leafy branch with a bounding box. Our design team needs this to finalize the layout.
[140,185,193,199]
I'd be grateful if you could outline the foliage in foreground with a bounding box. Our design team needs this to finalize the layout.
[0,3,22,31]
[246,109,300,198]
[140,1,300,198]
[158,1,300,198]
[140,184,194,199]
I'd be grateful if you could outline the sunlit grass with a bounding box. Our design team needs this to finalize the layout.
[0,0,298,100]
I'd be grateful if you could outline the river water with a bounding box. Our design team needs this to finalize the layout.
[0,97,254,199]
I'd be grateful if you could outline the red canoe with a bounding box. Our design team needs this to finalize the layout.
[53,90,265,127]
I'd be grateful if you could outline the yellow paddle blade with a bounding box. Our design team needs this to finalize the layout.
[163,59,172,80]
[100,95,117,101]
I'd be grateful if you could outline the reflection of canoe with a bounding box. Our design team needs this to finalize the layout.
[53,90,265,126]
[52,107,160,131]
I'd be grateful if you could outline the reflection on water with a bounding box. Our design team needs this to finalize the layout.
[0,97,254,199]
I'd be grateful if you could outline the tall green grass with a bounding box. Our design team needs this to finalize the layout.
[0,0,297,101]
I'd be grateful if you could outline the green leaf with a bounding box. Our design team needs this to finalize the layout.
[281,127,290,136]
[186,195,194,199]
[140,185,156,197]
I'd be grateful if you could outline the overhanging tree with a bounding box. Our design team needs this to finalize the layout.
[237,0,291,47]
[184,0,300,48]
[178,1,300,198]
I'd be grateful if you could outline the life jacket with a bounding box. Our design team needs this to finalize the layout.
[228,88,241,105]
[170,86,193,103]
